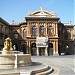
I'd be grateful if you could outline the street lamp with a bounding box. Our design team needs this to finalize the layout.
[65,45,69,55]
[66,45,69,49]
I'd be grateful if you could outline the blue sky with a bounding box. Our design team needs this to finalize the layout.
[0,0,74,25]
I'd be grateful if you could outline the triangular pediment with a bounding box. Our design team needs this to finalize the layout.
[28,8,57,18]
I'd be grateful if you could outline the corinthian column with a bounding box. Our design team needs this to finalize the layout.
[36,22,39,37]
[56,23,58,36]
[45,22,47,36]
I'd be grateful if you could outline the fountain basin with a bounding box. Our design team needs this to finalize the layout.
[0,54,31,69]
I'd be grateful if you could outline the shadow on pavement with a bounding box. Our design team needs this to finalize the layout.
[32,62,42,66]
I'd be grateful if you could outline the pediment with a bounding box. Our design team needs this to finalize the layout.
[28,8,57,18]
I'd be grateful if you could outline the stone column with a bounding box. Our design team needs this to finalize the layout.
[56,40,58,54]
[45,47,48,56]
[27,41,29,53]
[45,23,47,36]
[15,54,18,68]
[53,23,56,35]
[29,41,31,54]
[29,22,31,37]
[27,23,29,36]
[21,28,23,38]
[53,40,58,56]
[37,22,39,37]
[37,47,39,56]
[56,23,58,36]
[71,30,73,39]
[27,22,31,37]
[53,41,56,55]
[36,23,37,36]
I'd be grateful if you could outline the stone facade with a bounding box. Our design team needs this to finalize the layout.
[73,25,75,41]
[73,25,75,54]
[0,8,74,55]
[0,17,10,50]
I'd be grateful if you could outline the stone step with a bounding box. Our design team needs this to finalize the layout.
[31,66,54,75]
[49,68,59,75]
[31,66,49,74]
[36,67,54,75]
[0,72,20,75]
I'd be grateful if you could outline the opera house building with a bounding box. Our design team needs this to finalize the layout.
[0,8,74,56]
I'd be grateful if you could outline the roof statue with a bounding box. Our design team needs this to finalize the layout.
[40,7,44,14]
[21,18,26,23]
[28,7,57,18]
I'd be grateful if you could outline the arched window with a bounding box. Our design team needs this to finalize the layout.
[23,29,26,38]
[5,27,7,33]
[14,32,18,39]
[40,26,44,36]
[32,26,36,36]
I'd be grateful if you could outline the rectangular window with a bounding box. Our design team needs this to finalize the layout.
[14,33,18,39]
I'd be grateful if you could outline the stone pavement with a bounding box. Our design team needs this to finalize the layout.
[0,55,74,75]
[0,62,55,75]
[31,55,75,75]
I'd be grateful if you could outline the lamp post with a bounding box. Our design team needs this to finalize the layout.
[65,45,69,55]
[66,45,69,49]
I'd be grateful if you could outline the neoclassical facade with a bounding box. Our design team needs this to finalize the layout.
[0,17,10,50]
[0,8,74,55]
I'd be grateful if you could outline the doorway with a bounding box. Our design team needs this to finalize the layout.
[39,47,45,56]
[58,44,61,55]
[48,43,53,56]
[21,44,26,54]
[31,43,36,56]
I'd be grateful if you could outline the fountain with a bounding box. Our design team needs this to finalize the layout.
[0,37,31,69]
[2,37,13,54]
[0,37,55,75]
